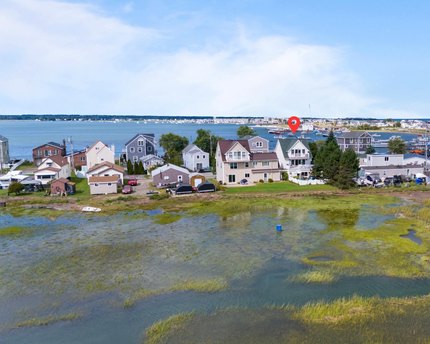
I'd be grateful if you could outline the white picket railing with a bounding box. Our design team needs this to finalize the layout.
[289,177,326,186]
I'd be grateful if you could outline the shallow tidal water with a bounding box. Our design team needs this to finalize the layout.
[1,204,430,343]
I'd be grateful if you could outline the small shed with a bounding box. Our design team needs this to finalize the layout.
[190,173,206,188]
[50,178,76,195]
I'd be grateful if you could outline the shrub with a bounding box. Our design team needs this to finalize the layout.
[281,172,289,181]
[150,193,169,200]
[268,178,274,183]
[259,179,264,183]
[8,182,25,195]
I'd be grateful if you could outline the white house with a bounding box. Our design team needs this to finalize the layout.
[86,141,115,169]
[0,135,10,170]
[34,156,71,185]
[182,144,210,172]
[275,138,313,179]
[86,161,124,184]
[359,153,425,179]
[140,154,164,169]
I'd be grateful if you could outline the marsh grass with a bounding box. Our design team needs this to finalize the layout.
[153,213,182,224]
[13,312,81,329]
[288,270,338,284]
[0,226,31,237]
[170,278,228,293]
[145,312,195,344]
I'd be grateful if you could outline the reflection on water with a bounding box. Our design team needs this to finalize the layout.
[1,204,426,344]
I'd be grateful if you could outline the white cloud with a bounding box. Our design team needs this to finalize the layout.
[0,0,390,117]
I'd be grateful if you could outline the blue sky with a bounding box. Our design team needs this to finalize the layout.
[0,0,429,117]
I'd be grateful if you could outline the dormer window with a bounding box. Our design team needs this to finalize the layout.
[256,141,263,147]
[138,140,144,146]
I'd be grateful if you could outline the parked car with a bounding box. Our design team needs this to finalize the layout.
[197,181,216,193]
[384,177,394,186]
[128,178,138,186]
[122,185,132,194]
[240,179,248,185]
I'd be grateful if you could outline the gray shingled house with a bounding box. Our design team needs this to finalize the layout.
[123,134,156,163]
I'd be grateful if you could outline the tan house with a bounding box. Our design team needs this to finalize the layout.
[85,141,115,169]
[216,138,281,185]
[34,156,71,185]
[88,175,120,195]
[86,162,124,184]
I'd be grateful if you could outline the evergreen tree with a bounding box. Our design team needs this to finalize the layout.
[312,131,342,182]
[133,161,140,175]
[138,161,145,174]
[127,160,134,174]
[365,145,376,154]
[334,148,359,189]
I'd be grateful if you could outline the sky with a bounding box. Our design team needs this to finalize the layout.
[0,0,429,118]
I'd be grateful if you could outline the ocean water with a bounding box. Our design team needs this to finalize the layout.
[0,120,418,160]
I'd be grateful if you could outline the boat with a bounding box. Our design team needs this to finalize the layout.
[82,206,102,212]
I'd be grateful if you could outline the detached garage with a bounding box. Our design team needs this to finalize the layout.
[190,173,206,188]
[88,175,119,195]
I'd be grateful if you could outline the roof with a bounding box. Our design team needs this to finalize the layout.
[218,140,251,161]
[0,135,8,142]
[151,163,189,177]
[251,152,278,161]
[337,131,371,139]
[182,144,206,155]
[42,155,69,167]
[140,154,164,162]
[124,133,155,147]
[87,140,109,152]
[51,178,74,185]
[87,161,124,174]
[277,138,311,155]
[361,164,424,170]
[35,167,61,173]
[88,175,119,183]
[33,141,64,150]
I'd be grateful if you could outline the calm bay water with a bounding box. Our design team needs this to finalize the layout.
[0,120,418,160]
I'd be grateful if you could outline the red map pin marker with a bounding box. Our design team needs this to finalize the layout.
[288,116,301,134]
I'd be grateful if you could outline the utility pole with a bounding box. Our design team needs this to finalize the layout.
[68,136,74,171]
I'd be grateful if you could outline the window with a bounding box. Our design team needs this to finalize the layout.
[44,149,49,156]
[108,183,112,186]
[80,156,85,161]
[203,155,206,158]
[385,157,389,161]
[148,146,152,152]
[137,140,144,146]
[228,175,236,183]
[138,147,143,153]
[197,155,200,159]
[230,163,238,169]
[245,162,249,168]
[228,152,233,159]
[133,156,138,162]
[95,183,99,186]
[164,176,169,180]
[262,161,269,166]
[130,147,135,153]
[242,152,246,158]
[256,141,263,147]
[253,161,258,167]
[178,175,183,182]
[245,173,250,178]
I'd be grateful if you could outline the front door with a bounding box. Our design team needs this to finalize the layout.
[264,173,268,181]
[196,163,203,171]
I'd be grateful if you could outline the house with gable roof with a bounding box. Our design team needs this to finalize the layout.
[86,161,124,184]
[123,133,156,163]
[336,131,373,153]
[85,141,115,169]
[34,156,71,185]
[215,137,281,185]
[275,138,313,179]
[32,141,66,166]
[182,144,210,172]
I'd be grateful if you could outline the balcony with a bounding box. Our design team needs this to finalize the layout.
[288,153,309,159]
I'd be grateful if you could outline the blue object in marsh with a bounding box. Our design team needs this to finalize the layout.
[416,178,423,185]
[276,224,283,232]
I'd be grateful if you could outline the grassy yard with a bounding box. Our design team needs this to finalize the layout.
[224,181,335,194]
[70,175,90,200]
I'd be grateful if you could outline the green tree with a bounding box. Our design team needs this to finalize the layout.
[388,137,406,154]
[365,145,376,154]
[334,148,359,189]
[193,129,223,169]
[8,182,24,195]
[159,133,189,165]
[133,161,140,175]
[127,160,134,174]
[138,161,145,174]
[237,125,256,138]
[312,131,342,182]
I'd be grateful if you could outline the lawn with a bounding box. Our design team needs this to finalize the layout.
[224,181,335,194]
